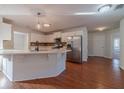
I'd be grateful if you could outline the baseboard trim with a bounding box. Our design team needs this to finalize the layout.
[88,56,112,60]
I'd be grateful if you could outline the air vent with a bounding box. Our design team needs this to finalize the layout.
[114,4,124,11]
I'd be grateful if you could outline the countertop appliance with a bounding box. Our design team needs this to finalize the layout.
[67,36,82,63]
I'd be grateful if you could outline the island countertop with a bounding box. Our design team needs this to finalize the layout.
[0,49,71,55]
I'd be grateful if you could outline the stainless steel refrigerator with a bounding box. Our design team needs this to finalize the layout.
[67,35,83,63]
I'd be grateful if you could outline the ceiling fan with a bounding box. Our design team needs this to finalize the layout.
[114,4,124,11]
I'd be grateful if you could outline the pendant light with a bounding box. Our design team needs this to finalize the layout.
[36,12,41,30]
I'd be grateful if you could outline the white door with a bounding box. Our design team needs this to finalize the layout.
[93,33,105,57]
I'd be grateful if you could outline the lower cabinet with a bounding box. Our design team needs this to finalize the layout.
[0,56,3,71]
[2,56,13,81]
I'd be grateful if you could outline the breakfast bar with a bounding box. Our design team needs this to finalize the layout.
[0,49,70,81]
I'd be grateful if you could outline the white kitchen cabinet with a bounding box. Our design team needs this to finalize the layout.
[2,58,6,73]
[0,56,3,71]
[64,31,75,37]
[61,31,80,42]
[0,23,12,49]
[45,34,55,42]
[0,23,12,40]
[45,32,62,42]
[30,33,45,42]
[53,32,62,38]
[40,34,46,42]
[2,56,13,81]
[74,31,83,36]
[61,33,68,42]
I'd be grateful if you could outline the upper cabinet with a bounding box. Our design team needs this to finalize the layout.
[0,23,12,40]
[30,33,46,42]
[53,32,62,38]
[45,34,55,42]
[45,32,62,42]
[0,23,12,49]
[61,30,83,42]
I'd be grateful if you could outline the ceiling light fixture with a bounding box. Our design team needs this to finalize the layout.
[36,12,41,30]
[96,27,107,31]
[74,12,97,15]
[98,4,112,13]
[43,23,51,27]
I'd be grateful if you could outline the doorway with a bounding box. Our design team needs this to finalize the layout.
[113,38,120,59]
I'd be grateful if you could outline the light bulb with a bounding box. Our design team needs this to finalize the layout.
[43,24,50,27]
[37,23,41,30]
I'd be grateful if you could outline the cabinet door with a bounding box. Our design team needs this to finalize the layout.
[0,23,12,40]
[0,56,2,71]
[74,31,83,36]
[46,34,55,42]
[30,33,45,42]
[2,58,7,73]
[61,33,68,42]
[40,34,45,42]
[54,32,62,38]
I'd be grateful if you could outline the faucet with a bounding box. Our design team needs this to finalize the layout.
[35,41,39,51]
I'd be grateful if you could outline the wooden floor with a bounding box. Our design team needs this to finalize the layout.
[0,57,124,89]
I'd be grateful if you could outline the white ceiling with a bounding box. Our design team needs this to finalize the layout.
[0,4,124,32]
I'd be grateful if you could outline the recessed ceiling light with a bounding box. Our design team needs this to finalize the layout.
[43,23,51,27]
[74,12,97,15]
[96,27,107,31]
[98,4,112,13]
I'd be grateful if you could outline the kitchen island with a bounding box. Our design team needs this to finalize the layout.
[0,49,70,81]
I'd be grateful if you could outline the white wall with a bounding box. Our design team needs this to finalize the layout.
[88,28,120,59]
[120,18,124,70]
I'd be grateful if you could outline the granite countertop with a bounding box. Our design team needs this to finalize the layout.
[0,49,71,55]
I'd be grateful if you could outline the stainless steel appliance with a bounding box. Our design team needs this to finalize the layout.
[67,36,83,63]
